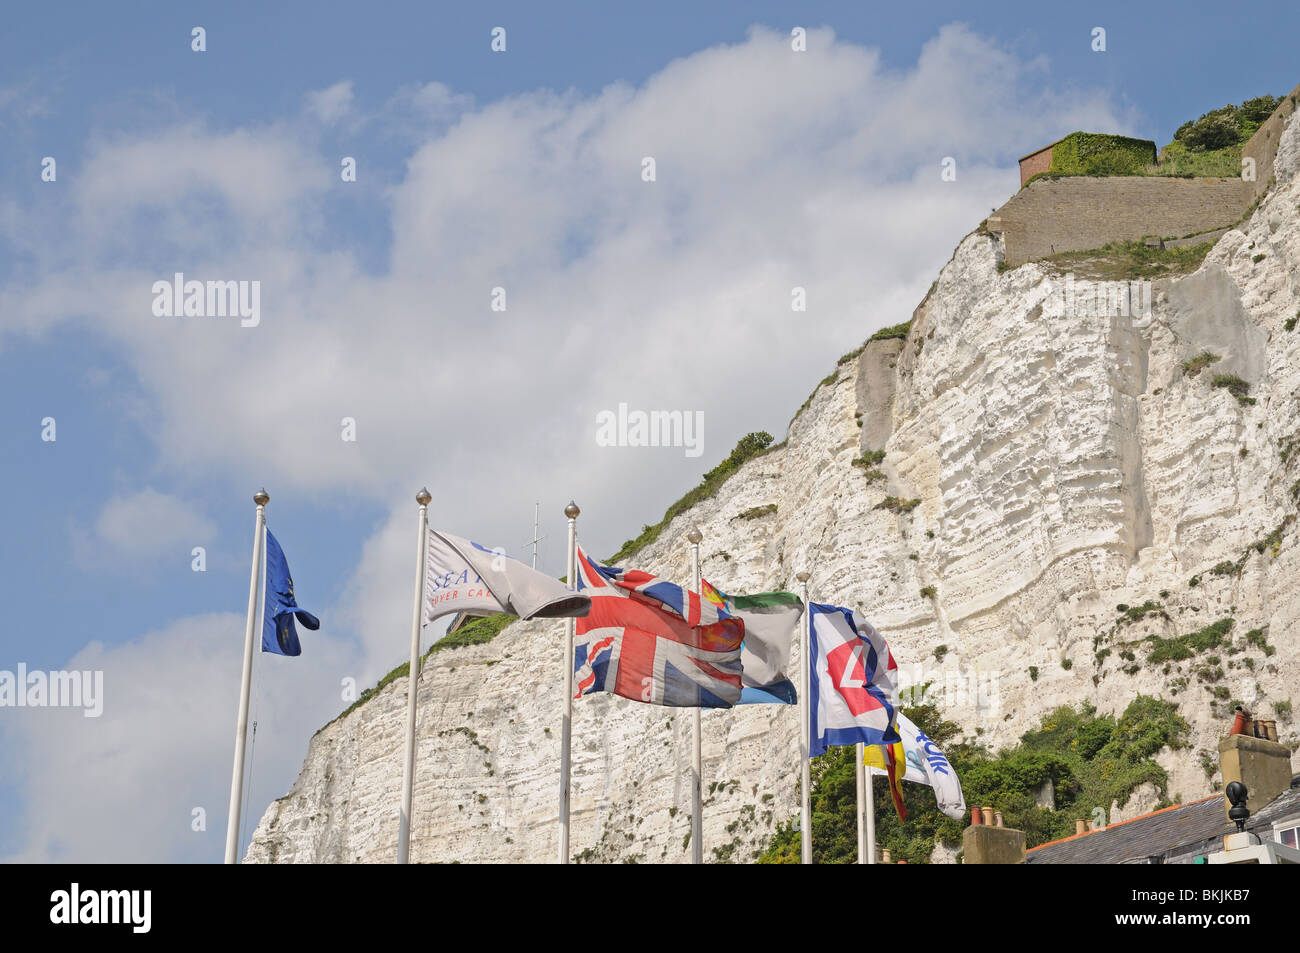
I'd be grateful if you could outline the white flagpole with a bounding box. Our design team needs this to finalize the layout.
[687,528,704,865]
[796,570,811,865]
[865,771,877,864]
[396,487,432,864]
[224,488,269,864]
[856,742,867,863]
[558,500,580,864]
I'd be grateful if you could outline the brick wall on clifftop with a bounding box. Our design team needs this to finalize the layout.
[988,81,1300,267]
[988,175,1250,266]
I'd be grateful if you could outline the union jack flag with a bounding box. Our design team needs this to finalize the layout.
[572,547,744,707]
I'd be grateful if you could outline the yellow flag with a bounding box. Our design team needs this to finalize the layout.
[863,739,905,770]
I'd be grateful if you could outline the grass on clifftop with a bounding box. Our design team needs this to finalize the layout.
[319,613,515,733]
[757,695,1188,864]
[1041,239,1214,280]
[868,320,912,343]
[433,613,514,653]
[608,431,775,563]
[1023,95,1282,186]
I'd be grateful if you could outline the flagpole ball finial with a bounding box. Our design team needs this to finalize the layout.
[687,528,702,544]
[416,487,432,506]
[564,501,580,519]
[253,488,270,506]
[796,571,810,582]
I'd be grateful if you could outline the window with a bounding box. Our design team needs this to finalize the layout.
[1274,822,1299,849]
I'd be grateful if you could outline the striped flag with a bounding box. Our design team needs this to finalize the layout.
[808,603,899,756]
[572,547,744,707]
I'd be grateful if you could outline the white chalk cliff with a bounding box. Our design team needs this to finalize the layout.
[246,108,1300,864]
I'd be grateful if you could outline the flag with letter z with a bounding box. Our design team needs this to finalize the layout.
[808,603,899,756]
[573,547,744,707]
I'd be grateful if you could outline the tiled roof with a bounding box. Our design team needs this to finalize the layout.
[1027,776,1300,864]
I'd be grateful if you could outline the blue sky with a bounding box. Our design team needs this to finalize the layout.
[1,1,1297,862]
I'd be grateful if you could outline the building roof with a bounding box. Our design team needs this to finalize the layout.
[1026,776,1300,864]
[1016,132,1158,166]
[1017,138,1066,164]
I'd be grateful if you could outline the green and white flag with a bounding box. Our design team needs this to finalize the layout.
[703,583,802,704]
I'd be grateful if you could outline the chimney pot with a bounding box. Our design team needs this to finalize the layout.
[994,811,1004,828]
[1075,818,1088,836]
[981,807,995,826]
[1219,732,1293,820]
[1230,706,1250,736]
[970,807,982,825]
[881,848,892,864]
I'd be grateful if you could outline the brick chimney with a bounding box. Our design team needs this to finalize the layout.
[1219,721,1294,819]
[962,808,1026,864]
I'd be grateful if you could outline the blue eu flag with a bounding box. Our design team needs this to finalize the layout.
[261,530,320,656]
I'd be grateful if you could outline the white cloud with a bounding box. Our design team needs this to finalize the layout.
[90,488,217,563]
[0,23,1132,860]
[305,80,355,124]
[0,613,359,862]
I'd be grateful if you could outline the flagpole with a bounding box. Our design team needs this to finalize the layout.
[558,500,579,864]
[856,742,867,863]
[865,770,877,864]
[796,570,811,865]
[224,488,269,864]
[396,487,432,864]
[687,527,704,865]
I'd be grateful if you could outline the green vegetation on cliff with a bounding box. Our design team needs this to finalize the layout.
[756,696,1189,864]
[608,431,775,563]
[1048,132,1156,177]
[868,320,912,343]
[1024,95,1283,184]
[1041,239,1214,280]
[1173,95,1282,152]
[1152,96,1281,178]
[319,613,516,732]
[433,613,514,653]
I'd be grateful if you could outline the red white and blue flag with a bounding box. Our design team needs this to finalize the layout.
[572,547,745,707]
[808,603,900,756]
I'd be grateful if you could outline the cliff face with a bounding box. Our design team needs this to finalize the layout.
[246,108,1300,864]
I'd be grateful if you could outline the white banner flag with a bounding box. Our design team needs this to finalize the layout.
[869,711,966,820]
[422,530,589,625]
